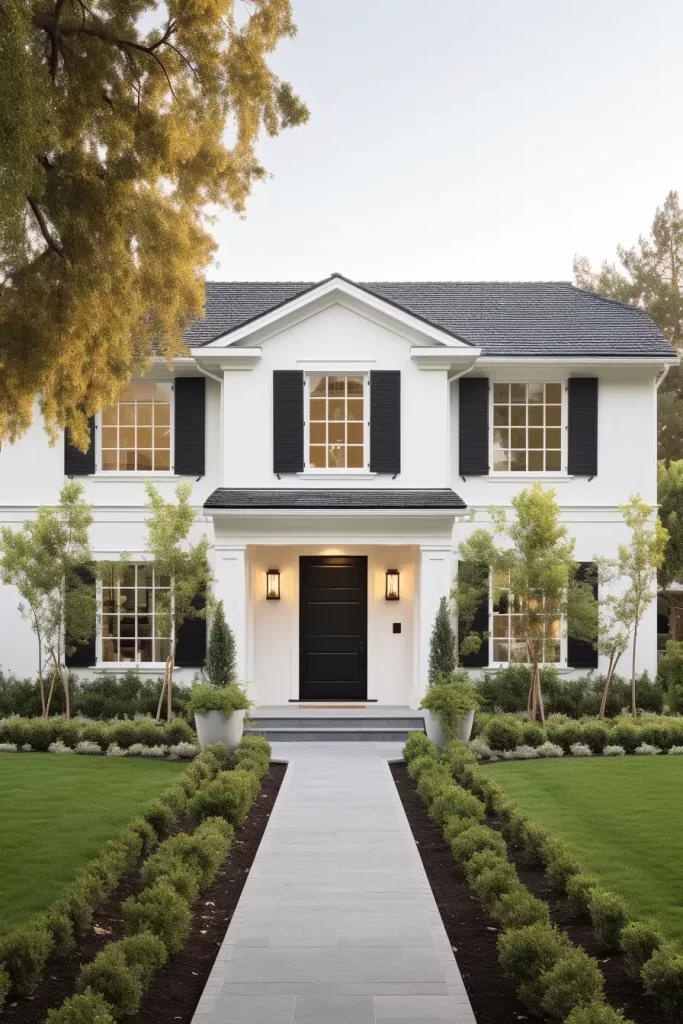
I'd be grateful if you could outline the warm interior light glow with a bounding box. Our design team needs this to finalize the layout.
[385,569,400,600]
[266,569,280,600]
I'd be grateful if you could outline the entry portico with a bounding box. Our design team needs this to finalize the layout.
[206,489,467,708]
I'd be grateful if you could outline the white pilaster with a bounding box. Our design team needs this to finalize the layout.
[213,544,251,696]
[412,544,454,708]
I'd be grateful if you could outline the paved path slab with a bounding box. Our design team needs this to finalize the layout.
[193,743,477,1024]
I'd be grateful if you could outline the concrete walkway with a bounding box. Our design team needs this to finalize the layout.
[192,743,477,1024]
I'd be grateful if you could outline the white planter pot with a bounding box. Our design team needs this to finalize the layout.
[422,708,475,748]
[422,709,447,749]
[195,709,246,751]
[458,709,475,744]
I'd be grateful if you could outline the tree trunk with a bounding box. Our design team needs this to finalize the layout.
[45,666,57,718]
[166,654,173,723]
[58,661,70,720]
[155,674,167,723]
[631,617,639,716]
[599,652,623,720]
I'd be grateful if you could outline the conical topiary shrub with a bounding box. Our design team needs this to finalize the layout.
[428,596,456,685]
[204,600,237,686]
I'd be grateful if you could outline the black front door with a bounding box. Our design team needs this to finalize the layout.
[299,555,367,700]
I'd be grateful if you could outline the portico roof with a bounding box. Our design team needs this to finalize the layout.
[204,488,466,511]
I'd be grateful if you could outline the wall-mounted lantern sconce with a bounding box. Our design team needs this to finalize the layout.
[266,569,281,600]
[385,569,400,601]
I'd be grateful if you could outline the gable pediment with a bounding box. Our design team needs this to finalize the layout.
[198,274,473,351]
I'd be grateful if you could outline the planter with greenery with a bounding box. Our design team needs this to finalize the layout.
[421,671,480,747]
[186,683,252,750]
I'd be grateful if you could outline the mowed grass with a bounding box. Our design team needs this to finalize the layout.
[0,753,186,933]
[483,757,683,943]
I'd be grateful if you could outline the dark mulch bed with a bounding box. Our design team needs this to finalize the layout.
[391,763,534,1024]
[4,763,286,1024]
[391,763,662,1024]
[502,834,661,1024]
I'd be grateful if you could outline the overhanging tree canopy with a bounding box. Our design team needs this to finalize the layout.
[0,0,308,450]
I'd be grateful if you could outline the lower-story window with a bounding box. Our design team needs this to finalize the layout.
[491,570,561,665]
[101,564,171,663]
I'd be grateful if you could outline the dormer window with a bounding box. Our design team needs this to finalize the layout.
[307,374,366,470]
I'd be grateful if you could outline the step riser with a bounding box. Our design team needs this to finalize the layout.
[245,727,421,743]
[248,717,425,730]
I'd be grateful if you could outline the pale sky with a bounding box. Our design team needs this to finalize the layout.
[208,0,683,283]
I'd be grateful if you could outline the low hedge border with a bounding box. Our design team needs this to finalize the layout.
[473,712,683,759]
[402,732,637,1024]
[410,732,683,1019]
[0,716,197,754]
[0,735,270,1013]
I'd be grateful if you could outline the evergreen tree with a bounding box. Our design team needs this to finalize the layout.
[428,597,456,685]
[205,600,237,686]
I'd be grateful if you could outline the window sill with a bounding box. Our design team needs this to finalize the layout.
[487,665,575,675]
[91,473,180,482]
[94,663,172,673]
[297,471,378,480]
[486,474,573,483]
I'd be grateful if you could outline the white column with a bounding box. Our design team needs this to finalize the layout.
[412,544,454,708]
[213,544,250,695]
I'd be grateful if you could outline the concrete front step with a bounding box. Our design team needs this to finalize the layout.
[244,725,422,742]
[248,716,425,730]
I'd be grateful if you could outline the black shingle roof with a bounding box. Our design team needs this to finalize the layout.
[184,278,675,358]
[204,489,466,510]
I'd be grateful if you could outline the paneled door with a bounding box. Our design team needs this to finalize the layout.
[299,556,367,700]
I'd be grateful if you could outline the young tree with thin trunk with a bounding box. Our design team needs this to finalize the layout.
[598,495,668,716]
[458,483,598,722]
[144,481,212,722]
[0,481,96,719]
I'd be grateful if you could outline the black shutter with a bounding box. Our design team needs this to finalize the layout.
[65,566,96,668]
[459,377,489,475]
[370,371,401,474]
[174,377,206,476]
[568,561,599,669]
[64,418,95,476]
[273,371,304,473]
[458,561,489,667]
[175,593,207,668]
[567,377,598,476]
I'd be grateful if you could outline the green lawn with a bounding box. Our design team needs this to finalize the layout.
[483,757,683,943]
[0,753,185,933]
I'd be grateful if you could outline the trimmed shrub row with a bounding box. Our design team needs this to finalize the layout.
[0,715,197,752]
[402,734,636,1024]
[473,712,683,758]
[43,735,271,1023]
[0,738,261,1010]
[443,741,683,1018]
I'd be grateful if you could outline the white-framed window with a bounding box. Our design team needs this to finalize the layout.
[490,570,562,666]
[100,382,172,472]
[100,564,172,665]
[306,373,367,470]
[491,382,563,473]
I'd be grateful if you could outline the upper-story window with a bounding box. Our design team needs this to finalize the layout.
[307,374,365,469]
[101,382,172,472]
[101,564,171,664]
[492,382,562,473]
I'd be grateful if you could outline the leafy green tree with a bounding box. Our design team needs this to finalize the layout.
[458,483,598,722]
[450,560,489,665]
[0,481,95,718]
[0,0,308,451]
[428,597,456,685]
[144,481,212,721]
[597,495,668,716]
[205,600,237,686]
[657,460,683,588]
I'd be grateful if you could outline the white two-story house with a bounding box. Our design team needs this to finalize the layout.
[0,274,676,706]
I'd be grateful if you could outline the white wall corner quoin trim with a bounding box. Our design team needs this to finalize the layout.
[0,276,675,698]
